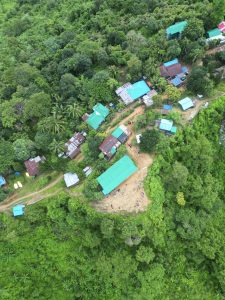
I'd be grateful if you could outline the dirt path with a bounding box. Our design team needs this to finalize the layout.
[0,175,64,211]
[106,105,145,134]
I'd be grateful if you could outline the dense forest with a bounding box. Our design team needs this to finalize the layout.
[1,0,225,299]
[0,0,224,177]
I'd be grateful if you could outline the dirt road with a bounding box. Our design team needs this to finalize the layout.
[0,175,64,212]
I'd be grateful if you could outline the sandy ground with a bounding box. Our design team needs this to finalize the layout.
[207,44,225,55]
[93,106,153,214]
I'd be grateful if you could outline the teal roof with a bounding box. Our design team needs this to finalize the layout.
[207,28,221,38]
[87,112,105,130]
[93,103,109,118]
[86,103,109,130]
[13,205,25,217]
[171,126,177,134]
[159,119,173,131]
[178,97,194,110]
[111,146,117,155]
[112,127,124,138]
[97,155,138,195]
[164,58,178,67]
[127,80,150,100]
[166,21,188,36]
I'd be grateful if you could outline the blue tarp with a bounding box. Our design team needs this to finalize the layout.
[13,205,25,217]
[0,176,6,187]
[178,97,194,111]
[127,80,150,100]
[164,58,178,67]
[159,119,173,131]
[171,77,183,87]
[163,104,173,110]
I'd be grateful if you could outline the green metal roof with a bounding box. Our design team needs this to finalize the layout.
[97,155,138,195]
[87,103,109,130]
[87,112,105,130]
[93,103,109,118]
[166,21,188,36]
[207,28,221,38]
[112,127,124,138]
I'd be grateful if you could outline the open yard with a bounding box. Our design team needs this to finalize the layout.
[93,108,153,213]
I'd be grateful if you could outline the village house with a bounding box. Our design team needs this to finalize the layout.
[24,156,45,177]
[99,125,130,160]
[116,80,152,105]
[166,21,188,39]
[83,103,109,130]
[160,58,188,87]
[64,172,80,188]
[206,28,225,44]
[178,97,194,111]
[64,132,86,159]
[97,155,138,195]
[156,119,177,135]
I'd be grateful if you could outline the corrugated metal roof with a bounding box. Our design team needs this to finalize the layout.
[166,21,188,36]
[171,77,183,87]
[112,127,124,138]
[64,173,79,188]
[126,80,150,100]
[97,155,138,195]
[207,28,221,38]
[93,103,109,118]
[87,103,109,130]
[159,119,173,131]
[178,97,194,110]
[164,58,178,67]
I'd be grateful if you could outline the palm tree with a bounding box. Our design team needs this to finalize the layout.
[51,112,67,134]
[66,103,83,119]
[49,138,65,154]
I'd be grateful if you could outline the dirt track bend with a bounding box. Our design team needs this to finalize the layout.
[0,175,64,212]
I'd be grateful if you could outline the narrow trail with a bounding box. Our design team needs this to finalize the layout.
[0,175,64,212]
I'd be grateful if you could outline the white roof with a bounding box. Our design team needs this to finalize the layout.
[64,173,79,188]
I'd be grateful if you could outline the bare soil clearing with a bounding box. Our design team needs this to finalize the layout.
[93,107,153,214]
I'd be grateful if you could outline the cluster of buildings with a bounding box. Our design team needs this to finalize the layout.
[99,125,130,160]
[116,80,157,106]
[206,21,225,44]
[160,58,188,87]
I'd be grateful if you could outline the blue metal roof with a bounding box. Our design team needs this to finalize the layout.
[127,80,150,100]
[178,97,194,111]
[0,176,6,187]
[171,77,183,87]
[163,104,173,111]
[13,205,25,217]
[181,66,188,73]
[164,59,178,67]
[159,119,173,131]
